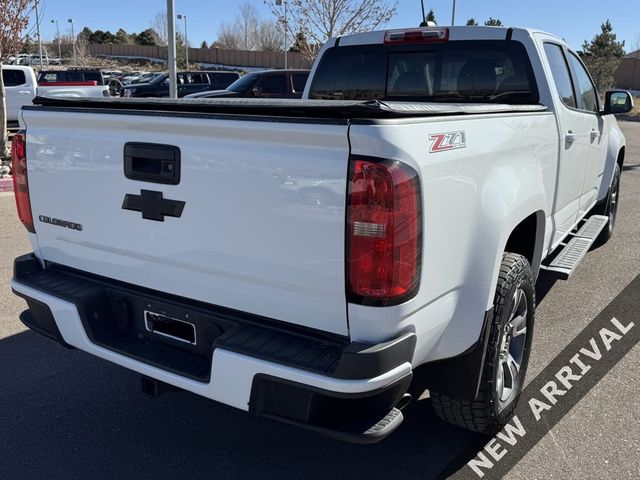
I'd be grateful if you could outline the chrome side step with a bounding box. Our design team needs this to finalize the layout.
[543,215,608,278]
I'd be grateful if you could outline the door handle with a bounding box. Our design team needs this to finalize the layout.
[18,90,32,95]
[565,131,576,144]
[124,143,181,185]
[590,129,600,141]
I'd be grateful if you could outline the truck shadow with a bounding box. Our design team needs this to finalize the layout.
[0,331,485,480]
[535,269,560,304]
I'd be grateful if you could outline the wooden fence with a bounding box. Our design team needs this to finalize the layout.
[614,51,640,91]
[50,43,313,70]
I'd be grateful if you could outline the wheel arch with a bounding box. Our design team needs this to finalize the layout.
[484,205,547,312]
[598,123,626,203]
[503,210,546,277]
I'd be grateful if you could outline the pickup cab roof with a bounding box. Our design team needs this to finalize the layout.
[334,25,563,46]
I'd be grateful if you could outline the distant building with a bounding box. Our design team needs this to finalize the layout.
[614,50,640,92]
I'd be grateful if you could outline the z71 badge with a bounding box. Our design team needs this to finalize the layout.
[429,130,467,153]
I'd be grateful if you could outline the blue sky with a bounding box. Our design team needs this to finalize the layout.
[31,0,639,53]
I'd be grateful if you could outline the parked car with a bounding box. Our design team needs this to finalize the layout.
[3,65,110,126]
[132,72,161,84]
[101,70,123,81]
[119,71,148,85]
[38,69,106,86]
[11,53,61,66]
[1,65,37,128]
[11,26,634,444]
[121,71,240,98]
[185,70,310,99]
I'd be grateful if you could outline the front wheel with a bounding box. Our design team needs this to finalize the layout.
[431,253,535,434]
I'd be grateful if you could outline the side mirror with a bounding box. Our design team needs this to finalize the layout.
[603,90,634,115]
[252,86,263,97]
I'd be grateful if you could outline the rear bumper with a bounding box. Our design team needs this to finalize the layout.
[12,254,415,443]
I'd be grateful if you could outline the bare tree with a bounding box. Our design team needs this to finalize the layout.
[150,11,168,46]
[214,23,241,50]
[268,0,397,59]
[1,0,32,162]
[237,2,260,50]
[256,21,282,52]
[214,2,281,53]
[73,36,92,67]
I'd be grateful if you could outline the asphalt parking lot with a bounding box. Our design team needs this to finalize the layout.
[1,121,639,480]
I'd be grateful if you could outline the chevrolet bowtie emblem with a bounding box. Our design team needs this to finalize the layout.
[122,190,185,222]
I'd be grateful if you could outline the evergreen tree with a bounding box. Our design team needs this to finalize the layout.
[420,8,436,26]
[289,31,309,53]
[580,20,625,91]
[115,28,130,44]
[466,18,478,26]
[78,27,93,42]
[484,18,503,26]
[201,40,209,49]
[136,28,161,46]
[22,35,35,53]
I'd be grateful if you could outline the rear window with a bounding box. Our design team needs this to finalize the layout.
[38,71,102,84]
[2,69,26,86]
[310,41,539,104]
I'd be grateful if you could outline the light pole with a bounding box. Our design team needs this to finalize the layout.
[275,0,288,69]
[34,0,44,69]
[177,14,188,70]
[451,0,456,25]
[51,19,61,59]
[67,18,75,65]
[167,0,178,98]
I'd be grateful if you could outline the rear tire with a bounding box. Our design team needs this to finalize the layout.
[430,253,535,434]
[593,163,621,246]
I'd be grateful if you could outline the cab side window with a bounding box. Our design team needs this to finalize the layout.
[257,75,287,94]
[544,43,576,108]
[568,53,598,113]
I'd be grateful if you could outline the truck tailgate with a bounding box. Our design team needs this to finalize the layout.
[23,109,350,336]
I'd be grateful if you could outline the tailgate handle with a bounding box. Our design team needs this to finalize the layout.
[124,143,181,185]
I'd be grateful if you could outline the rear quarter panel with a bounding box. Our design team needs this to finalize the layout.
[348,112,558,364]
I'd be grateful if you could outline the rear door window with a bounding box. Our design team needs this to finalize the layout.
[2,69,26,86]
[310,41,539,104]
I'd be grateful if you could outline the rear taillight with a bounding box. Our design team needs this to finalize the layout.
[384,28,449,45]
[347,157,422,305]
[11,132,35,233]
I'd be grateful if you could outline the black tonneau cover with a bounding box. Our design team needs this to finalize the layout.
[31,96,547,119]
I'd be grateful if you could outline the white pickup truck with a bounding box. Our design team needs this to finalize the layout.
[10,26,633,443]
[2,65,109,127]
